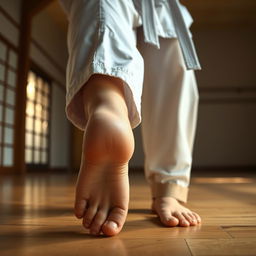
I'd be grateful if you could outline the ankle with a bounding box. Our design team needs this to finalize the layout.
[82,75,128,119]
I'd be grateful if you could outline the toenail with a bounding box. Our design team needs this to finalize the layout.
[167,217,177,223]
[105,221,118,229]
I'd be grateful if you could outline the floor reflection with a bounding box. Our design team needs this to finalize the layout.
[192,177,255,184]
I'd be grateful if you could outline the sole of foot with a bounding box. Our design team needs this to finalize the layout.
[74,75,134,236]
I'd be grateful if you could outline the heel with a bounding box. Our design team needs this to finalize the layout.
[82,111,134,165]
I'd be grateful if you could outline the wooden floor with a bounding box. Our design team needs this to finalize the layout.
[0,170,256,256]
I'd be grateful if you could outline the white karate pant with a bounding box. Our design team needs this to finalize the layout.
[137,27,199,203]
[62,0,199,203]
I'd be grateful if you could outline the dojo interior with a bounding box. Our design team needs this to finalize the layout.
[0,0,255,255]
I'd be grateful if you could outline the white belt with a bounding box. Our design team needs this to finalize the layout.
[141,0,201,70]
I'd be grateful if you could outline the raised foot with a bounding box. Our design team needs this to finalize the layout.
[74,108,134,236]
[152,197,202,227]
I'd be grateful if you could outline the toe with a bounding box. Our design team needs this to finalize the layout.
[89,209,108,235]
[157,208,179,227]
[182,212,196,226]
[74,199,87,219]
[83,205,98,229]
[102,207,127,236]
[162,215,179,227]
[192,212,202,223]
[173,212,190,227]
[187,212,198,225]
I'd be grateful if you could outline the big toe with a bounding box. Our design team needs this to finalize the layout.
[157,208,179,227]
[161,216,179,227]
[101,207,127,236]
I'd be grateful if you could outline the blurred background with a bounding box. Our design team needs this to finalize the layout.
[0,0,256,175]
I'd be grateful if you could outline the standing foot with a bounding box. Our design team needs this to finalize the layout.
[152,197,202,227]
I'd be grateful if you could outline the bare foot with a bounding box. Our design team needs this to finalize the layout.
[74,75,134,236]
[152,197,202,227]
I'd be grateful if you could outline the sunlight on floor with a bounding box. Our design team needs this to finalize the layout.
[191,177,255,184]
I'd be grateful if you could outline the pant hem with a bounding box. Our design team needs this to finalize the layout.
[151,182,189,203]
[65,61,142,131]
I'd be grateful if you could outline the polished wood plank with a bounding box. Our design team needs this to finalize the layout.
[1,237,192,256]
[222,226,256,238]
[0,170,255,255]
[186,238,256,256]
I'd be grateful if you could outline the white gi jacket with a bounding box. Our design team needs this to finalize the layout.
[60,0,201,71]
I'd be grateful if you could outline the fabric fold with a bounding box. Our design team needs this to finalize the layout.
[140,0,201,70]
